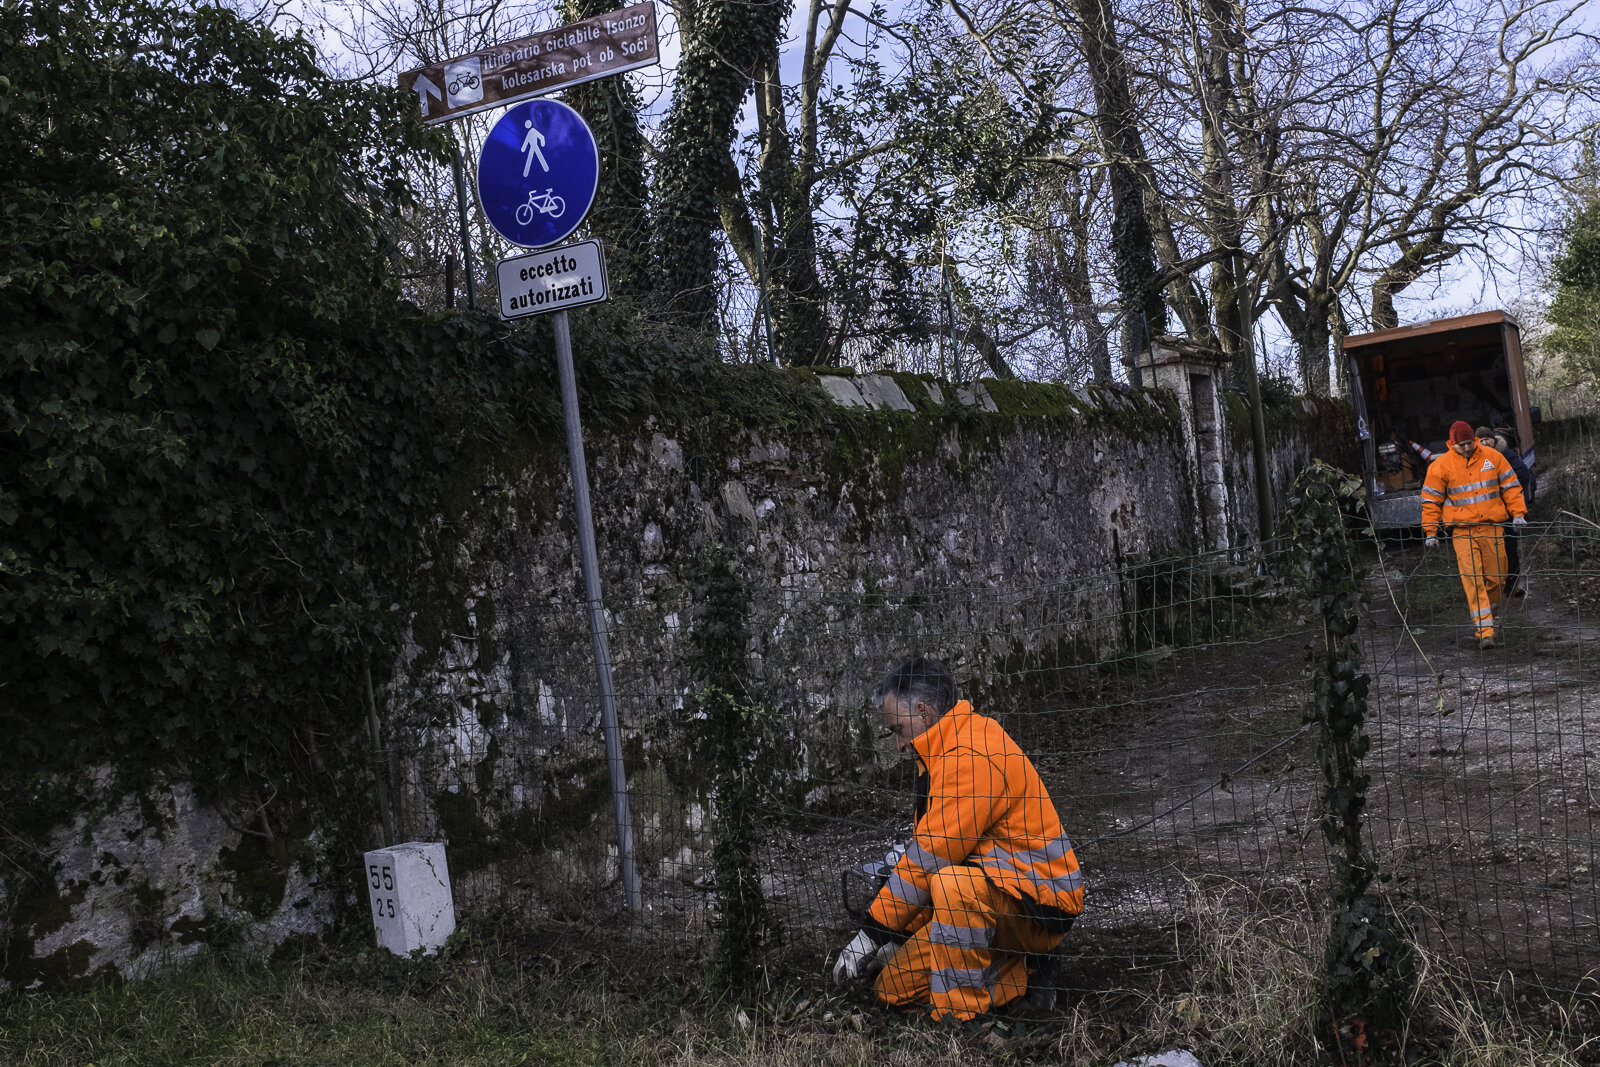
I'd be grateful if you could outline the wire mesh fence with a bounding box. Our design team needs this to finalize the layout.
[387,519,1600,991]
[1361,517,1600,985]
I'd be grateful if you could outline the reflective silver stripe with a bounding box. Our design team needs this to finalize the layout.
[885,872,931,909]
[1420,486,1445,499]
[1444,491,1499,507]
[977,856,1085,898]
[995,834,1076,867]
[907,841,953,875]
[1472,607,1493,619]
[1447,478,1497,494]
[930,966,993,994]
[928,921,994,950]
[1497,469,1517,481]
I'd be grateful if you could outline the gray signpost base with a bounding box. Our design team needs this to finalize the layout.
[552,308,642,913]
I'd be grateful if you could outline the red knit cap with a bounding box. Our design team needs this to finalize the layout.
[1449,421,1475,444]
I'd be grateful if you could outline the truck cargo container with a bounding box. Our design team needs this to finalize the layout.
[1344,310,1536,529]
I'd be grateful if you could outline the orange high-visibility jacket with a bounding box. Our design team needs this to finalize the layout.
[1419,444,1527,535]
[868,701,1084,936]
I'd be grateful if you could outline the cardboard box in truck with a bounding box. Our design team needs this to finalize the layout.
[1344,310,1536,530]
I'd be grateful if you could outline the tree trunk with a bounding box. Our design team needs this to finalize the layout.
[1279,286,1332,395]
[945,260,1017,379]
[753,50,831,365]
[1196,0,1246,379]
[1064,169,1112,382]
[1370,239,1456,331]
[1298,310,1332,395]
[652,0,786,328]
[1067,0,1166,365]
[564,0,653,295]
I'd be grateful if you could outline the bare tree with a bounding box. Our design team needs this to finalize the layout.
[1244,0,1597,389]
[924,0,1596,393]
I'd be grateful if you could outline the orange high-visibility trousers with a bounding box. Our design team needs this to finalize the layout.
[1451,522,1507,640]
[873,865,1061,1021]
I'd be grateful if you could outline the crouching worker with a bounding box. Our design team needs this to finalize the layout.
[832,656,1084,1021]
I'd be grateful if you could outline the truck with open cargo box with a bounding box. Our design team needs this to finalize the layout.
[1344,310,1536,529]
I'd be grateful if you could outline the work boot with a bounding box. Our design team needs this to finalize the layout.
[1004,952,1059,1019]
[1479,635,1496,650]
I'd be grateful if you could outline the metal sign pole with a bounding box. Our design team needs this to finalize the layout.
[552,308,642,912]
[452,148,478,310]
[753,218,778,364]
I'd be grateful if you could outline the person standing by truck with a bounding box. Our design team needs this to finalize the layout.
[1478,426,1534,595]
[1422,421,1528,649]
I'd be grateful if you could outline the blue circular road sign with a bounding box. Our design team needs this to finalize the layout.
[477,99,599,248]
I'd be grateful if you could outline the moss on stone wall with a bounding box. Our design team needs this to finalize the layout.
[4,939,110,991]
[1223,392,1358,471]
[2,879,88,989]
[217,814,316,921]
[983,378,1181,441]
[434,735,649,876]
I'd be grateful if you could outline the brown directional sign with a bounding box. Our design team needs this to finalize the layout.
[399,2,659,126]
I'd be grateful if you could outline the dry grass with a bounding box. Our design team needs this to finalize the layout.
[1406,954,1599,1067]
[1068,885,1596,1067]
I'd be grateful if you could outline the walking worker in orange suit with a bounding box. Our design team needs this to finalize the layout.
[832,657,1084,1021]
[1420,420,1528,649]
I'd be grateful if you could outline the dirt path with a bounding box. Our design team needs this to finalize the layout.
[735,541,1599,991]
[1358,539,1600,982]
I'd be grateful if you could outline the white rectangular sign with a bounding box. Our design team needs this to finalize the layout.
[497,239,610,319]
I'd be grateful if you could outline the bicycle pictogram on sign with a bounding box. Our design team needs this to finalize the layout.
[516,189,566,224]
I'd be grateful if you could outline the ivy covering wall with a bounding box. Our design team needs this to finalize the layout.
[0,0,708,813]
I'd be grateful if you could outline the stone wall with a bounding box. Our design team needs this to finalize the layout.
[1,774,336,991]
[1,367,1356,989]
[1223,390,1360,544]
[377,370,1357,918]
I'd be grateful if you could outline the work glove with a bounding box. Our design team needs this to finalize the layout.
[1512,516,1527,526]
[1424,536,1439,549]
[832,929,884,985]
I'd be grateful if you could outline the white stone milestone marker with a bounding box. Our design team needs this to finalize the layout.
[364,842,456,956]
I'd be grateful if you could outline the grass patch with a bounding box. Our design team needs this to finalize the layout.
[1107,885,1598,1067]
[3,903,1593,1066]
[1,926,701,1067]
